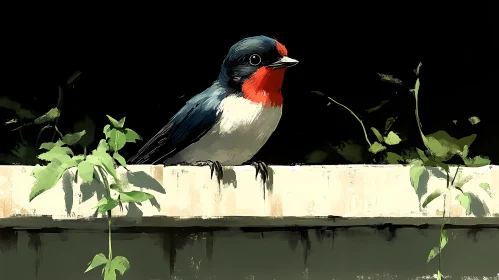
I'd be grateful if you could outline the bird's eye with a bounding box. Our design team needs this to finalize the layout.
[249,54,261,66]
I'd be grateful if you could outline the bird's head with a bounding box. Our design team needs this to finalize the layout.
[217,35,299,107]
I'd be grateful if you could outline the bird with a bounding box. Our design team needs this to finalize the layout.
[127,35,298,186]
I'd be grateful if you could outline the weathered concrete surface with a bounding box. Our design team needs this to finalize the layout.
[1,227,498,279]
[1,165,499,228]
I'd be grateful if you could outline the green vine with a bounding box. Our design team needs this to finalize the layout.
[29,114,154,280]
[408,63,490,279]
[310,91,403,163]
[314,62,492,279]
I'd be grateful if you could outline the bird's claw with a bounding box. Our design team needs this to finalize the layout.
[195,160,224,184]
[251,160,269,185]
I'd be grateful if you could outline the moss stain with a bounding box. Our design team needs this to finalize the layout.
[0,227,18,252]
[162,229,214,276]
[206,231,214,261]
[26,230,42,277]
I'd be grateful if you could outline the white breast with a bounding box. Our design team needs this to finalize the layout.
[164,95,282,165]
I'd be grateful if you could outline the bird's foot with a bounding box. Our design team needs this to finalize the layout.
[245,160,271,199]
[194,160,224,184]
[250,160,270,185]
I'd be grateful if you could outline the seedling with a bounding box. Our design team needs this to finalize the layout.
[30,115,153,280]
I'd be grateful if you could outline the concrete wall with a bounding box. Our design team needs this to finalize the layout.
[2,227,499,279]
[1,165,499,279]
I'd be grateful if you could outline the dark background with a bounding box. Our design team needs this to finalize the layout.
[1,3,496,165]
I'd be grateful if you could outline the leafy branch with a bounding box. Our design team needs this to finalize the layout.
[1,71,83,165]
[30,115,151,280]
[311,91,403,162]
[391,62,491,279]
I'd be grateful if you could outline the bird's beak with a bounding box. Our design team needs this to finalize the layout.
[268,56,299,70]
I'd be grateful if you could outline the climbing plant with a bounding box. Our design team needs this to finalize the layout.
[314,62,491,279]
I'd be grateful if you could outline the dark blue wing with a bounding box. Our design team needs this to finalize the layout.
[128,85,226,164]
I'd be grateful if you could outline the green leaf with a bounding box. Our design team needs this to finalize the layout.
[311,90,325,97]
[95,197,120,213]
[415,62,422,76]
[62,130,86,146]
[33,108,60,124]
[108,129,126,151]
[458,192,472,215]
[366,100,390,113]
[39,140,65,150]
[435,161,450,173]
[77,161,95,182]
[107,115,123,128]
[85,253,108,273]
[124,128,142,143]
[377,73,406,86]
[96,139,109,154]
[334,140,365,164]
[104,262,117,280]
[384,117,397,134]
[410,161,425,193]
[384,131,402,145]
[110,183,125,192]
[427,230,447,264]
[427,246,439,263]
[370,127,384,143]
[454,174,473,189]
[86,152,117,182]
[425,130,477,161]
[29,160,67,201]
[113,152,127,167]
[368,141,386,154]
[111,256,130,275]
[30,164,45,177]
[464,155,491,167]
[93,151,117,179]
[103,124,112,138]
[468,116,481,125]
[440,229,448,249]
[422,190,442,208]
[479,183,492,197]
[414,78,420,97]
[416,148,431,164]
[118,117,126,128]
[37,146,76,168]
[460,145,469,159]
[386,152,403,164]
[0,96,36,119]
[73,155,85,164]
[120,191,154,203]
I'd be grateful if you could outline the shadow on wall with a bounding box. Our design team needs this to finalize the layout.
[1,226,499,279]
[60,169,168,217]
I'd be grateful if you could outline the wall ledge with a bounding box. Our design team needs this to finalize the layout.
[1,164,499,229]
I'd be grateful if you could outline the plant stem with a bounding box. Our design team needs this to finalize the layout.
[414,82,427,147]
[51,86,64,142]
[97,166,113,260]
[54,125,64,139]
[108,210,112,260]
[439,193,446,279]
[450,165,460,187]
[35,124,53,155]
[314,91,372,147]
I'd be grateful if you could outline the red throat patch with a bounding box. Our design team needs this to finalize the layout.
[241,67,285,107]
